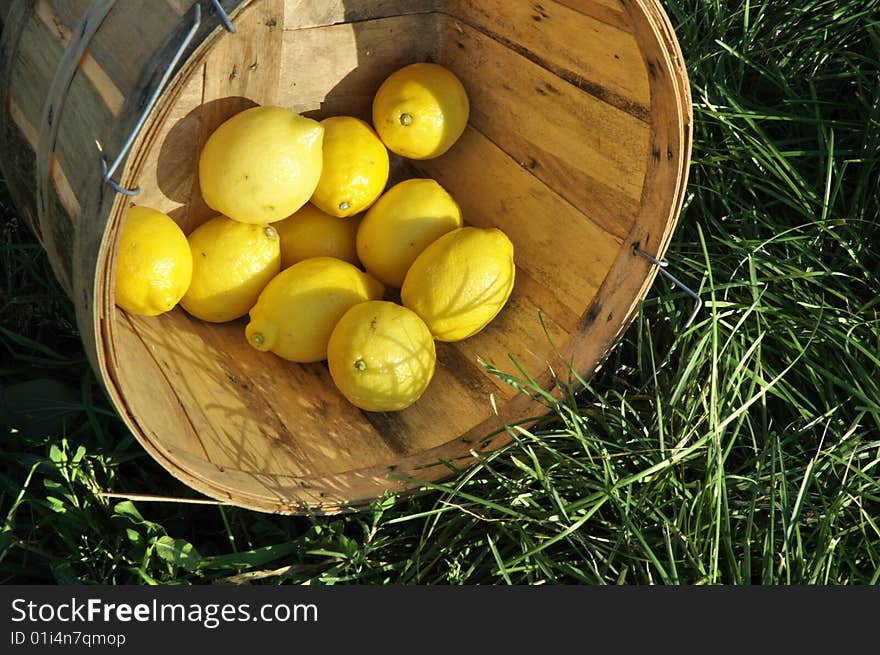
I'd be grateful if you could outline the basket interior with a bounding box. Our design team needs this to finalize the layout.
[100,0,683,511]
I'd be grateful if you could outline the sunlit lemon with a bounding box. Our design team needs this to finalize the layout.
[274,203,361,268]
[372,63,469,160]
[180,215,280,322]
[114,205,192,317]
[310,116,389,218]
[246,257,384,363]
[356,178,462,288]
[327,300,436,412]
[198,105,324,224]
[401,226,515,342]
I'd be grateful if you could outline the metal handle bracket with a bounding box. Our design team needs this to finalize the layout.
[634,245,703,331]
[100,1,236,196]
[633,244,704,377]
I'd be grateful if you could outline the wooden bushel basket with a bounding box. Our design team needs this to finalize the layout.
[0,0,691,513]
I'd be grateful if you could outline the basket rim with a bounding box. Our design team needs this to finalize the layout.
[92,0,694,514]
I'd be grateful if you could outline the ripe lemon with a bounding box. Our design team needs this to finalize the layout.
[198,105,324,224]
[372,62,469,160]
[401,227,515,342]
[246,257,384,363]
[274,203,360,268]
[310,116,389,218]
[327,300,436,412]
[180,216,280,323]
[356,178,462,288]
[114,205,192,316]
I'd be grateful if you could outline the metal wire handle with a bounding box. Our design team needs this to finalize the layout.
[100,1,236,195]
[572,246,702,404]
[210,0,236,33]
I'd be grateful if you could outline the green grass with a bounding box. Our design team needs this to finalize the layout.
[1,0,878,585]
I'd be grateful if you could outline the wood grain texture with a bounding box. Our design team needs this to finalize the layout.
[442,0,649,117]
[553,0,630,31]
[0,1,52,246]
[411,126,623,322]
[277,13,439,120]
[36,0,115,295]
[436,14,649,239]
[111,309,211,461]
[34,0,123,112]
[564,0,691,399]
[281,0,438,29]
[0,0,691,513]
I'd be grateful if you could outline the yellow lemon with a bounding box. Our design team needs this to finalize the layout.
[274,203,360,268]
[114,205,192,316]
[401,227,515,342]
[198,105,324,224]
[180,216,280,323]
[372,62,469,160]
[356,178,462,288]
[310,116,389,218]
[327,300,436,412]
[246,257,384,363]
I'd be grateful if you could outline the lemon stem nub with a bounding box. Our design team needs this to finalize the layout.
[354,358,367,371]
[339,201,351,212]
[264,226,277,240]
[399,113,413,126]
[246,320,277,352]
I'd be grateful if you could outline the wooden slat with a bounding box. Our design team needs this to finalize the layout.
[446,287,572,380]
[4,110,86,233]
[552,0,630,31]
[203,0,285,104]
[281,0,438,29]
[277,13,439,121]
[42,184,75,290]
[443,0,649,117]
[632,0,693,255]
[37,0,114,237]
[2,6,58,242]
[43,0,96,31]
[7,14,64,118]
[123,308,503,477]
[411,127,622,321]
[0,1,14,23]
[6,95,37,147]
[35,0,124,113]
[49,154,80,218]
[71,0,184,103]
[437,15,649,239]
[127,312,327,477]
[34,1,85,43]
[111,311,210,461]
